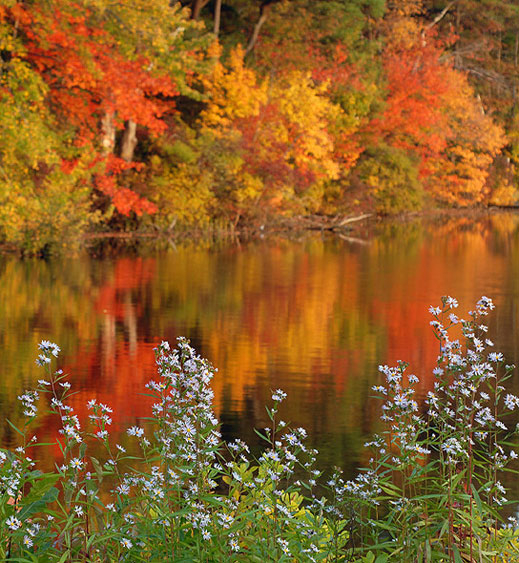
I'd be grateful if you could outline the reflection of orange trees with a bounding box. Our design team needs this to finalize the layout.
[2,216,519,465]
[0,255,158,446]
[65,341,157,430]
[31,340,158,464]
[368,219,507,397]
[199,240,385,431]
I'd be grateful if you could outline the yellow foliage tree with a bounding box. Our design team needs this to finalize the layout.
[0,16,95,253]
[199,44,341,222]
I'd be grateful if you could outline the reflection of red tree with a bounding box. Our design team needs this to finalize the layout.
[95,257,156,318]
[68,340,158,429]
[35,257,159,460]
[371,220,504,398]
[73,256,160,426]
[37,340,158,462]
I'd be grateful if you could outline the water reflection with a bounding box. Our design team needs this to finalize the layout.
[1,212,519,485]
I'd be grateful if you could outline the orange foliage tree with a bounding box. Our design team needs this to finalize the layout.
[18,1,181,216]
[367,2,506,208]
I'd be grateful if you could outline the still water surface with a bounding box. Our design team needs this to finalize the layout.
[2,212,519,483]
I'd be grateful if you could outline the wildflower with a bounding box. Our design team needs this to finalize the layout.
[445,296,458,308]
[278,538,291,555]
[441,437,465,458]
[27,523,40,537]
[38,340,61,357]
[120,538,133,549]
[151,487,164,499]
[70,458,83,470]
[116,483,130,495]
[218,513,234,528]
[157,518,169,526]
[6,515,22,530]
[505,394,519,411]
[74,506,84,517]
[505,516,519,530]
[124,513,135,524]
[489,352,503,362]
[272,389,287,402]
[127,426,145,438]
[23,535,33,548]
[229,538,239,552]
[35,354,51,366]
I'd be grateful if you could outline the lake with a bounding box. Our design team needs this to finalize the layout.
[2,211,519,487]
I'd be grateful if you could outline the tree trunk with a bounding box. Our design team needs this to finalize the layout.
[245,1,281,56]
[101,110,116,155]
[120,119,138,163]
[214,0,222,36]
[191,0,210,20]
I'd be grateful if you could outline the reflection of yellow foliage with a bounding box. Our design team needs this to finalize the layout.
[489,211,519,234]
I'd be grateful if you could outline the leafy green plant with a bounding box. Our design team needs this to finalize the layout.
[342,296,519,561]
[357,144,423,215]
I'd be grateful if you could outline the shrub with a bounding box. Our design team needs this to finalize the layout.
[357,144,423,215]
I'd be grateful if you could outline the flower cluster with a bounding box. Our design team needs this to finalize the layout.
[2,300,518,562]
[342,296,519,560]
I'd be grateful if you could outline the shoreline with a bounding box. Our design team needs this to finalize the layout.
[2,206,518,256]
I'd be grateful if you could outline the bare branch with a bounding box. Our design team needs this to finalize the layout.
[425,1,457,32]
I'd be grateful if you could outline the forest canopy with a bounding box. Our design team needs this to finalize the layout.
[0,0,517,252]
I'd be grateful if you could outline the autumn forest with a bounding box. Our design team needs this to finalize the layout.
[1,0,518,253]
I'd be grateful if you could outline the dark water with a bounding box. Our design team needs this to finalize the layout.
[2,212,519,486]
